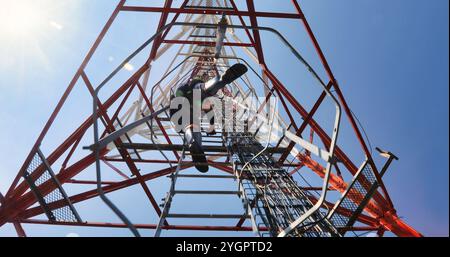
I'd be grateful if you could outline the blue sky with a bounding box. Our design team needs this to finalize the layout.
[0,0,448,237]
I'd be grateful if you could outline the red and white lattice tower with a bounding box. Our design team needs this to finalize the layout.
[0,0,422,237]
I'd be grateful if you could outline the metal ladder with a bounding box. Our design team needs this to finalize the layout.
[22,147,81,223]
[227,132,341,237]
[154,129,251,237]
[327,148,398,236]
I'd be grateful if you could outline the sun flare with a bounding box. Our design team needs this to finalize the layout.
[0,0,71,73]
[0,1,48,39]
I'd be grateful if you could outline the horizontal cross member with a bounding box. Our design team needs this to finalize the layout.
[166,214,249,219]
[120,6,303,19]
[120,143,287,154]
[19,219,267,231]
[162,40,253,48]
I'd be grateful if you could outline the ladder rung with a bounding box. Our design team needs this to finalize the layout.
[174,190,240,195]
[202,131,222,138]
[166,214,249,219]
[186,153,228,157]
[176,174,236,179]
[190,35,216,38]
[193,51,212,54]
[187,162,231,166]
[255,169,285,172]
[202,140,223,143]
[194,24,222,29]
[185,6,234,11]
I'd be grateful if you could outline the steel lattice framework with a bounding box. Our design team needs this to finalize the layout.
[0,0,422,237]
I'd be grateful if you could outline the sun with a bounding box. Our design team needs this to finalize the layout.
[0,1,48,39]
[0,0,70,74]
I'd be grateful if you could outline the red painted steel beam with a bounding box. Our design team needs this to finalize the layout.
[291,0,372,157]
[261,67,401,231]
[1,192,26,237]
[101,159,130,179]
[121,6,303,19]
[58,136,83,174]
[245,0,266,64]
[6,64,148,202]
[149,0,173,60]
[13,222,27,237]
[262,65,360,176]
[100,83,137,139]
[103,158,303,167]
[17,165,193,220]
[289,0,416,236]
[273,87,299,131]
[162,40,253,48]
[278,81,333,164]
[261,64,393,208]
[20,219,269,232]
[207,162,235,175]
[290,0,394,210]
[5,0,127,198]
[67,179,118,186]
[229,0,256,45]
[0,70,154,222]
[299,153,422,237]
[159,0,189,42]
[0,150,106,226]
[341,226,380,232]
[299,154,385,219]
[289,165,304,176]
[308,196,378,227]
[136,81,180,159]
[82,72,165,220]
